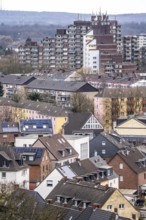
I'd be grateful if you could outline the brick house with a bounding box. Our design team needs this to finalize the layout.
[14,147,51,190]
[108,148,146,190]
[0,122,20,144]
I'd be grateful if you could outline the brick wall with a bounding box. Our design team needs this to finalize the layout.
[108,154,138,189]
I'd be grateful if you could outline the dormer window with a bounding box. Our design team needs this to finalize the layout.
[59,150,65,157]
[29,156,34,161]
[66,147,72,155]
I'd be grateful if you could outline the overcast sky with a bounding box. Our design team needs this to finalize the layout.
[2,0,146,14]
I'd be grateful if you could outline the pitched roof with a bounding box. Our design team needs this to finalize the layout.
[69,159,98,176]
[64,112,103,135]
[34,134,78,160]
[0,145,28,171]
[17,100,70,117]
[19,119,53,134]
[0,74,35,85]
[47,178,115,207]
[13,147,45,165]
[26,80,97,92]
[74,207,117,220]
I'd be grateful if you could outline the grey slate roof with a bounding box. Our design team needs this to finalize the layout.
[0,74,35,85]
[17,100,70,117]
[96,87,146,98]
[26,79,97,92]
[47,178,115,207]
[64,112,103,135]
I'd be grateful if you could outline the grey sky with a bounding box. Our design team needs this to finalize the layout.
[2,0,146,14]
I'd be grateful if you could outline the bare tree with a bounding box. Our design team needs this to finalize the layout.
[71,93,94,113]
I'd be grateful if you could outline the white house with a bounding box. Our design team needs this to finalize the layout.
[15,134,48,147]
[0,146,29,190]
[35,166,76,199]
[63,135,89,160]
[35,155,118,199]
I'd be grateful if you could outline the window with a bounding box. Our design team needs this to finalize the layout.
[107,205,112,210]
[102,149,106,154]
[102,141,106,146]
[46,180,53,187]
[119,163,123,169]
[119,204,125,209]
[119,176,123,181]
[2,172,6,178]
[144,173,146,179]
[22,156,26,160]
[29,156,34,161]
[3,135,7,138]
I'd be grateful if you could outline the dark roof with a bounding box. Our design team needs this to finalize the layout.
[69,159,98,176]
[0,74,35,85]
[47,178,115,207]
[96,87,146,98]
[13,147,45,165]
[17,100,70,117]
[64,112,103,135]
[0,145,28,171]
[26,80,97,92]
[19,119,53,134]
[34,134,78,160]
[74,207,117,220]
[0,122,19,133]
[0,97,17,107]
[116,148,146,174]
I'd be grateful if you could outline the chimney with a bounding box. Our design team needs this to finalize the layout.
[64,176,68,182]
[92,203,100,210]
[47,199,53,204]
[76,176,83,183]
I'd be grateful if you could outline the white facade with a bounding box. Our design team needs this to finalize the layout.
[63,135,89,160]
[15,134,47,147]
[130,80,146,87]
[83,30,100,73]
[0,168,29,189]
[35,166,76,199]
[137,34,146,49]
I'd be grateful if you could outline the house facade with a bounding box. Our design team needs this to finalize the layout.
[0,146,29,190]
[14,147,51,190]
[108,148,146,190]
[32,134,79,168]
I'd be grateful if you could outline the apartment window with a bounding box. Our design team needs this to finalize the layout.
[107,205,112,210]
[102,149,106,154]
[102,141,106,146]
[119,176,123,182]
[119,163,123,169]
[46,180,53,187]
[119,204,125,209]
[3,135,7,138]
[2,172,6,178]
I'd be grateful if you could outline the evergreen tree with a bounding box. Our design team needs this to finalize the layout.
[0,82,4,97]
